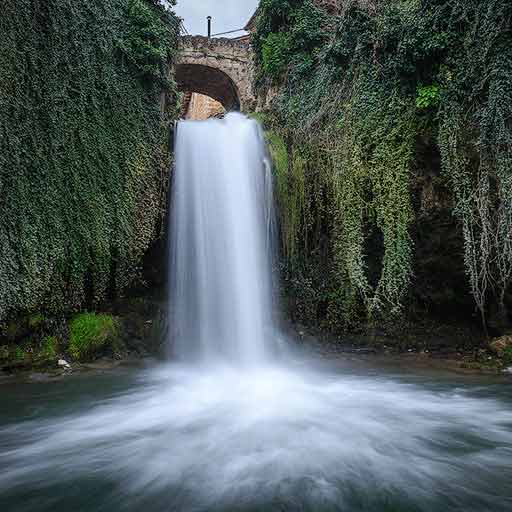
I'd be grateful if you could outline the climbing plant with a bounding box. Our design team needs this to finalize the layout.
[256,0,512,333]
[0,0,180,323]
[437,0,512,332]
[254,0,329,84]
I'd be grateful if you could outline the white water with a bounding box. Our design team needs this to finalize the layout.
[170,113,276,363]
[1,114,511,511]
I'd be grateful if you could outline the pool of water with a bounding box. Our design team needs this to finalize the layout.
[1,358,511,512]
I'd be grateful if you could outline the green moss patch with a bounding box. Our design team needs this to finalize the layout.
[69,313,120,362]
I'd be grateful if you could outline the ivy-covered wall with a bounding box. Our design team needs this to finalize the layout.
[254,0,512,337]
[0,0,180,324]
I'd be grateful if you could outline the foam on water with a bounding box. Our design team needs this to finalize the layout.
[1,363,511,511]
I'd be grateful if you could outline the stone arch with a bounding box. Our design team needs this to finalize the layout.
[175,63,240,111]
[176,36,256,112]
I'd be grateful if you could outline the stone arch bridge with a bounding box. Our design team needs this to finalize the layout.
[175,36,256,112]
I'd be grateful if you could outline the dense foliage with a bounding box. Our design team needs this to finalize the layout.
[0,0,180,324]
[255,0,512,334]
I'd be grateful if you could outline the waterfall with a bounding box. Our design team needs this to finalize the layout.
[169,113,276,363]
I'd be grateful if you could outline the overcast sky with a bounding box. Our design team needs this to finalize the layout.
[174,0,259,37]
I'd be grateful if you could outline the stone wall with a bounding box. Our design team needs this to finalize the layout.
[176,36,256,112]
[185,93,225,120]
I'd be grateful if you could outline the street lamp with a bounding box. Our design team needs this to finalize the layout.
[207,16,212,38]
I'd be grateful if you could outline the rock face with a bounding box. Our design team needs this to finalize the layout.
[175,36,256,112]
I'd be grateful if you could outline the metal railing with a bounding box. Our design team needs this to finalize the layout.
[211,28,246,38]
[179,15,247,39]
[177,15,249,39]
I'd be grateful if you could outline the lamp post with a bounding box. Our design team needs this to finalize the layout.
[207,16,212,38]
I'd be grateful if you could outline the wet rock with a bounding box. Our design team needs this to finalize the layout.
[58,359,72,370]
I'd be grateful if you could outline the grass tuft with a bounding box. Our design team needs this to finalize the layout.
[69,313,119,362]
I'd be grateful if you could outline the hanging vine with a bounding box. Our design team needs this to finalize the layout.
[0,0,180,323]
[256,0,512,333]
[438,1,512,332]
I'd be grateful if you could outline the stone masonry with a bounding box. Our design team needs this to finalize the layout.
[185,93,225,120]
[175,36,256,112]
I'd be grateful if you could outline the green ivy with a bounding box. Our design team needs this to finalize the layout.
[254,0,328,84]
[437,0,512,333]
[416,85,440,109]
[256,0,512,333]
[117,0,178,86]
[262,32,292,81]
[0,0,180,323]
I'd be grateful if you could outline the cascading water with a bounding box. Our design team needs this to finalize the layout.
[170,113,276,363]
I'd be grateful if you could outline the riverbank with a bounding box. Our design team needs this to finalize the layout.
[0,356,155,387]
[2,333,511,386]
[287,323,512,375]
[0,294,167,382]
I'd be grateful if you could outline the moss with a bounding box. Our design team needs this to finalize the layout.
[27,313,45,330]
[267,129,308,260]
[68,313,120,362]
[13,346,27,361]
[39,336,59,361]
[248,112,269,127]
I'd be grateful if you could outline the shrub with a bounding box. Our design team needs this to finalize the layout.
[40,336,59,361]
[68,313,120,362]
[416,84,440,109]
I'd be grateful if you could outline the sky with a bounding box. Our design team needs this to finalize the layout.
[173,0,259,38]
